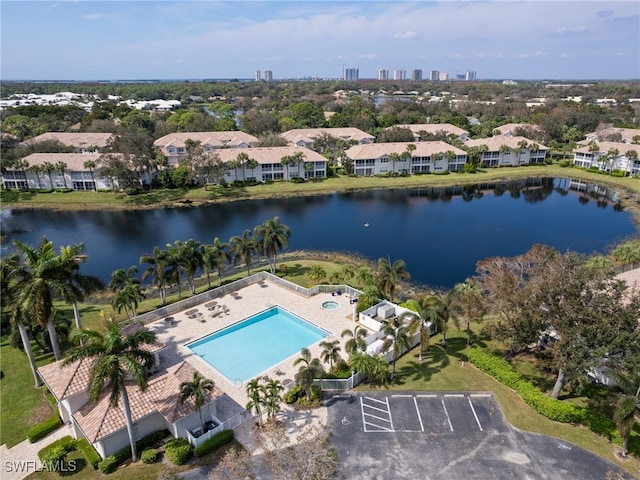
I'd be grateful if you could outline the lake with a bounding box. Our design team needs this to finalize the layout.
[2,177,638,289]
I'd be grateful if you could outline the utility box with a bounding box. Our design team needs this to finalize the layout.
[377,304,395,319]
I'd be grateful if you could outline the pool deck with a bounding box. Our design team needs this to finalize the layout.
[147,279,362,408]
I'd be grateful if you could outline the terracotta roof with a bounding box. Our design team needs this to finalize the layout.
[22,132,114,149]
[281,128,374,144]
[73,362,223,442]
[16,152,109,171]
[465,135,548,151]
[574,141,640,155]
[585,127,640,143]
[211,146,327,164]
[493,123,540,135]
[345,141,466,160]
[390,124,469,136]
[153,131,259,150]
[39,358,93,399]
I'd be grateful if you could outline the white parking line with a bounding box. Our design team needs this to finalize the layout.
[363,403,391,414]
[470,393,491,398]
[361,396,394,432]
[364,396,388,405]
[468,397,483,431]
[385,397,395,431]
[443,394,464,398]
[363,411,392,423]
[392,394,413,397]
[440,397,454,431]
[416,394,437,398]
[413,396,425,432]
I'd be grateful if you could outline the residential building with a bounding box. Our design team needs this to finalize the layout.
[493,123,541,138]
[439,72,449,81]
[344,67,359,81]
[411,69,423,81]
[281,127,375,149]
[389,123,470,142]
[465,70,477,81]
[378,69,389,80]
[393,69,406,80]
[429,70,439,81]
[255,70,261,81]
[345,141,467,176]
[153,131,260,166]
[21,132,115,153]
[465,136,549,167]
[0,152,139,191]
[572,142,640,176]
[213,146,328,182]
[584,127,640,144]
[264,70,273,81]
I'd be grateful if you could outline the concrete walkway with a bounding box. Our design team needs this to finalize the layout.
[0,424,73,480]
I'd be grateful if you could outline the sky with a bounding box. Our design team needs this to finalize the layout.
[1,1,639,81]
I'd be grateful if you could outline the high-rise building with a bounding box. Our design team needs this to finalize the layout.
[344,67,359,81]
[378,69,389,80]
[264,70,273,81]
[456,74,466,80]
[255,70,261,81]
[393,69,406,80]
[429,70,440,81]
[411,69,423,81]
[439,71,449,81]
[465,70,477,81]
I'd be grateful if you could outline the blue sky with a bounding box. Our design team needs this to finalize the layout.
[1,1,639,81]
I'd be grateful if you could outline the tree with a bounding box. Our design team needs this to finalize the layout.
[387,152,401,175]
[606,147,619,174]
[611,239,640,271]
[341,325,367,355]
[452,279,485,346]
[176,239,203,295]
[140,246,169,304]
[349,352,388,386]
[83,159,97,190]
[356,267,375,287]
[246,157,259,182]
[624,149,638,177]
[207,237,232,286]
[517,139,529,164]
[401,298,437,362]
[230,229,256,275]
[179,372,216,427]
[28,164,45,189]
[254,216,291,274]
[424,291,462,347]
[308,264,327,285]
[376,257,409,302]
[234,152,250,186]
[64,317,157,462]
[382,323,411,380]
[42,161,56,189]
[319,339,341,373]
[55,161,68,189]
[293,348,323,402]
[109,266,144,318]
[264,379,284,422]
[611,368,640,457]
[245,378,265,427]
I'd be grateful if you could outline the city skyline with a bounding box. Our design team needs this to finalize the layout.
[1,1,639,81]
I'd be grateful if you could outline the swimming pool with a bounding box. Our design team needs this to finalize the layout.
[186,306,329,383]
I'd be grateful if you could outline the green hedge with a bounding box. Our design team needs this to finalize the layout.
[27,415,62,443]
[468,348,639,455]
[98,455,119,474]
[76,438,101,470]
[193,430,234,458]
[38,436,76,462]
[140,448,159,464]
[165,438,192,465]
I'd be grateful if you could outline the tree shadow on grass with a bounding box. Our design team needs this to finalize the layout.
[123,189,186,206]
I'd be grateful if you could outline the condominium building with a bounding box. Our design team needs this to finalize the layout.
[264,70,273,81]
[465,70,477,81]
[255,70,261,81]
[429,70,440,81]
[378,69,389,80]
[411,69,423,81]
[439,72,449,81]
[344,67,359,81]
[393,69,406,80]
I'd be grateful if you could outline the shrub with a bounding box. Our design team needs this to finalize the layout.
[193,430,234,458]
[165,438,192,465]
[290,177,305,183]
[283,385,304,404]
[27,415,62,443]
[140,448,159,464]
[136,429,167,451]
[38,436,76,463]
[98,455,119,474]
[559,160,571,167]
[76,438,101,470]
[40,445,69,464]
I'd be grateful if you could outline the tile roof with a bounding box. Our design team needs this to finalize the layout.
[465,135,548,151]
[153,131,260,150]
[17,152,110,171]
[390,123,469,136]
[585,127,640,143]
[493,123,540,135]
[281,128,374,144]
[345,141,466,160]
[210,146,327,164]
[22,133,115,149]
[574,141,640,155]
[39,358,93,399]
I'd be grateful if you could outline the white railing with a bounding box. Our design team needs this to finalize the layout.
[312,371,364,391]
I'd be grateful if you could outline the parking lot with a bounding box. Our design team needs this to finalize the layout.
[329,391,635,480]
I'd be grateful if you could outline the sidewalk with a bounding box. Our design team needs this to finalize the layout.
[0,425,72,480]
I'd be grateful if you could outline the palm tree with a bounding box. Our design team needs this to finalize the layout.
[163,242,187,298]
[206,237,232,286]
[234,152,250,186]
[452,279,485,346]
[498,144,512,165]
[264,379,284,422]
[254,216,291,274]
[109,266,144,318]
[624,149,638,177]
[611,369,640,457]
[517,139,529,164]
[55,161,69,189]
[245,378,265,427]
[341,325,368,355]
[177,239,203,295]
[401,298,437,362]
[64,318,157,462]
[179,372,216,427]
[42,161,56,189]
[338,264,355,284]
[425,291,462,347]
[382,324,411,380]
[376,257,409,302]
[387,152,401,175]
[289,150,305,180]
[319,339,341,373]
[246,157,259,182]
[230,229,256,276]
[308,264,327,285]
[140,246,169,304]
[349,352,389,386]
[10,237,76,360]
[28,164,45,189]
[356,267,375,287]
[83,159,97,190]
[293,348,323,402]
[606,147,619,174]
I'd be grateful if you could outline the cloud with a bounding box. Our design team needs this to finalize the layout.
[83,12,104,21]
[555,25,588,34]
[596,10,614,17]
[393,30,417,40]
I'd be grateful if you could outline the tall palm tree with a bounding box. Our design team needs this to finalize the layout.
[425,291,462,347]
[452,279,485,346]
[254,216,291,274]
[245,378,265,427]
[42,161,56,189]
[319,339,341,373]
[611,368,640,457]
[246,157,259,182]
[387,152,401,175]
[83,159,97,190]
[341,325,368,355]
[163,242,186,298]
[308,264,327,285]
[179,372,216,427]
[10,237,76,360]
[401,298,437,362]
[338,264,355,284]
[28,164,45,189]
[356,267,375,287]
[207,237,232,286]
[109,266,144,318]
[606,147,619,174]
[264,379,284,422]
[64,318,157,462]
[230,229,256,276]
[234,152,250,186]
[517,139,529,164]
[624,149,638,177]
[293,348,323,402]
[140,246,169,304]
[382,324,411,380]
[177,239,203,295]
[55,161,68,189]
[376,257,409,302]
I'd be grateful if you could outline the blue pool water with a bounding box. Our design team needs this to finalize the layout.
[186,306,329,383]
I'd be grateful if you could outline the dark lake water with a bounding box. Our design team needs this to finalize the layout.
[2,177,638,290]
